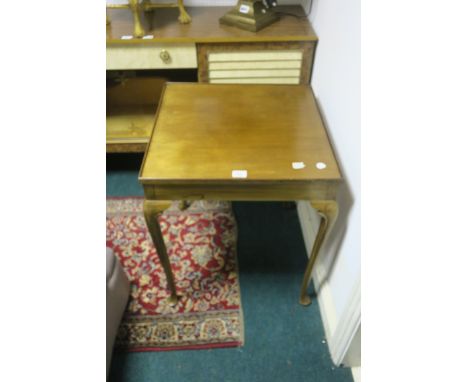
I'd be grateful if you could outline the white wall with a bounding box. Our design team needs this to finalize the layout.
[295,0,360,367]
[306,0,360,324]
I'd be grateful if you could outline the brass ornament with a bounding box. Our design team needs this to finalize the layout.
[219,0,279,32]
[107,0,191,38]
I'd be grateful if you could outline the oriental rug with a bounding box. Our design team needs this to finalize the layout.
[106,197,244,352]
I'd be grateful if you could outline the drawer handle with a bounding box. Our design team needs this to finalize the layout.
[159,50,172,64]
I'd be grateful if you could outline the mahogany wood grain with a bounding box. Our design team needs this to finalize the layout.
[140,83,341,185]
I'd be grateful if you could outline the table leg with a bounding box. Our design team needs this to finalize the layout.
[143,200,179,305]
[299,200,339,306]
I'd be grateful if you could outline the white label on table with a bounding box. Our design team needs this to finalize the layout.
[232,170,248,178]
[121,35,133,40]
[239,4,250,14]
[292,162,306,170]
[315,162,327,170]
[142,35,154,39]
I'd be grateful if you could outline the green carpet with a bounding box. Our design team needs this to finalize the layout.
[107,154,353,382]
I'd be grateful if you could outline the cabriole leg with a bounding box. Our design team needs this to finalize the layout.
[143,200,179,305]
[299,200,339,306]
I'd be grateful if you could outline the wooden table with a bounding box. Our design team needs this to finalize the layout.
[139,83,342,306]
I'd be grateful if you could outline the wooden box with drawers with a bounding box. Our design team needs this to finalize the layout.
[106,6,317,152]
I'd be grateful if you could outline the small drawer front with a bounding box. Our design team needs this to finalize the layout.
[208,50,303,62]
[210,77,300,84]
[106,43,197,70]
[207,50,303,85]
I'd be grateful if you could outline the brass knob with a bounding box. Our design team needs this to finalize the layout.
[159,49,171,64]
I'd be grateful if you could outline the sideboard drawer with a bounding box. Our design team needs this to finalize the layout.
[106,43,197,70]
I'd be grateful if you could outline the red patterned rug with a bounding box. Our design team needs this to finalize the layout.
[106,197,244,352]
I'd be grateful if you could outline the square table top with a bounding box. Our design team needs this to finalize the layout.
[140,83,341,184]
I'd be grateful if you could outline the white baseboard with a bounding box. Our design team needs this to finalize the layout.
[352,367,361,382]
[330,279,360,366]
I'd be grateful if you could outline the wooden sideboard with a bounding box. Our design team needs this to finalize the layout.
[106,6,317,152]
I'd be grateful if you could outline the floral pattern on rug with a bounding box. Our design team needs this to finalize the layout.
[106,198,244,351]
